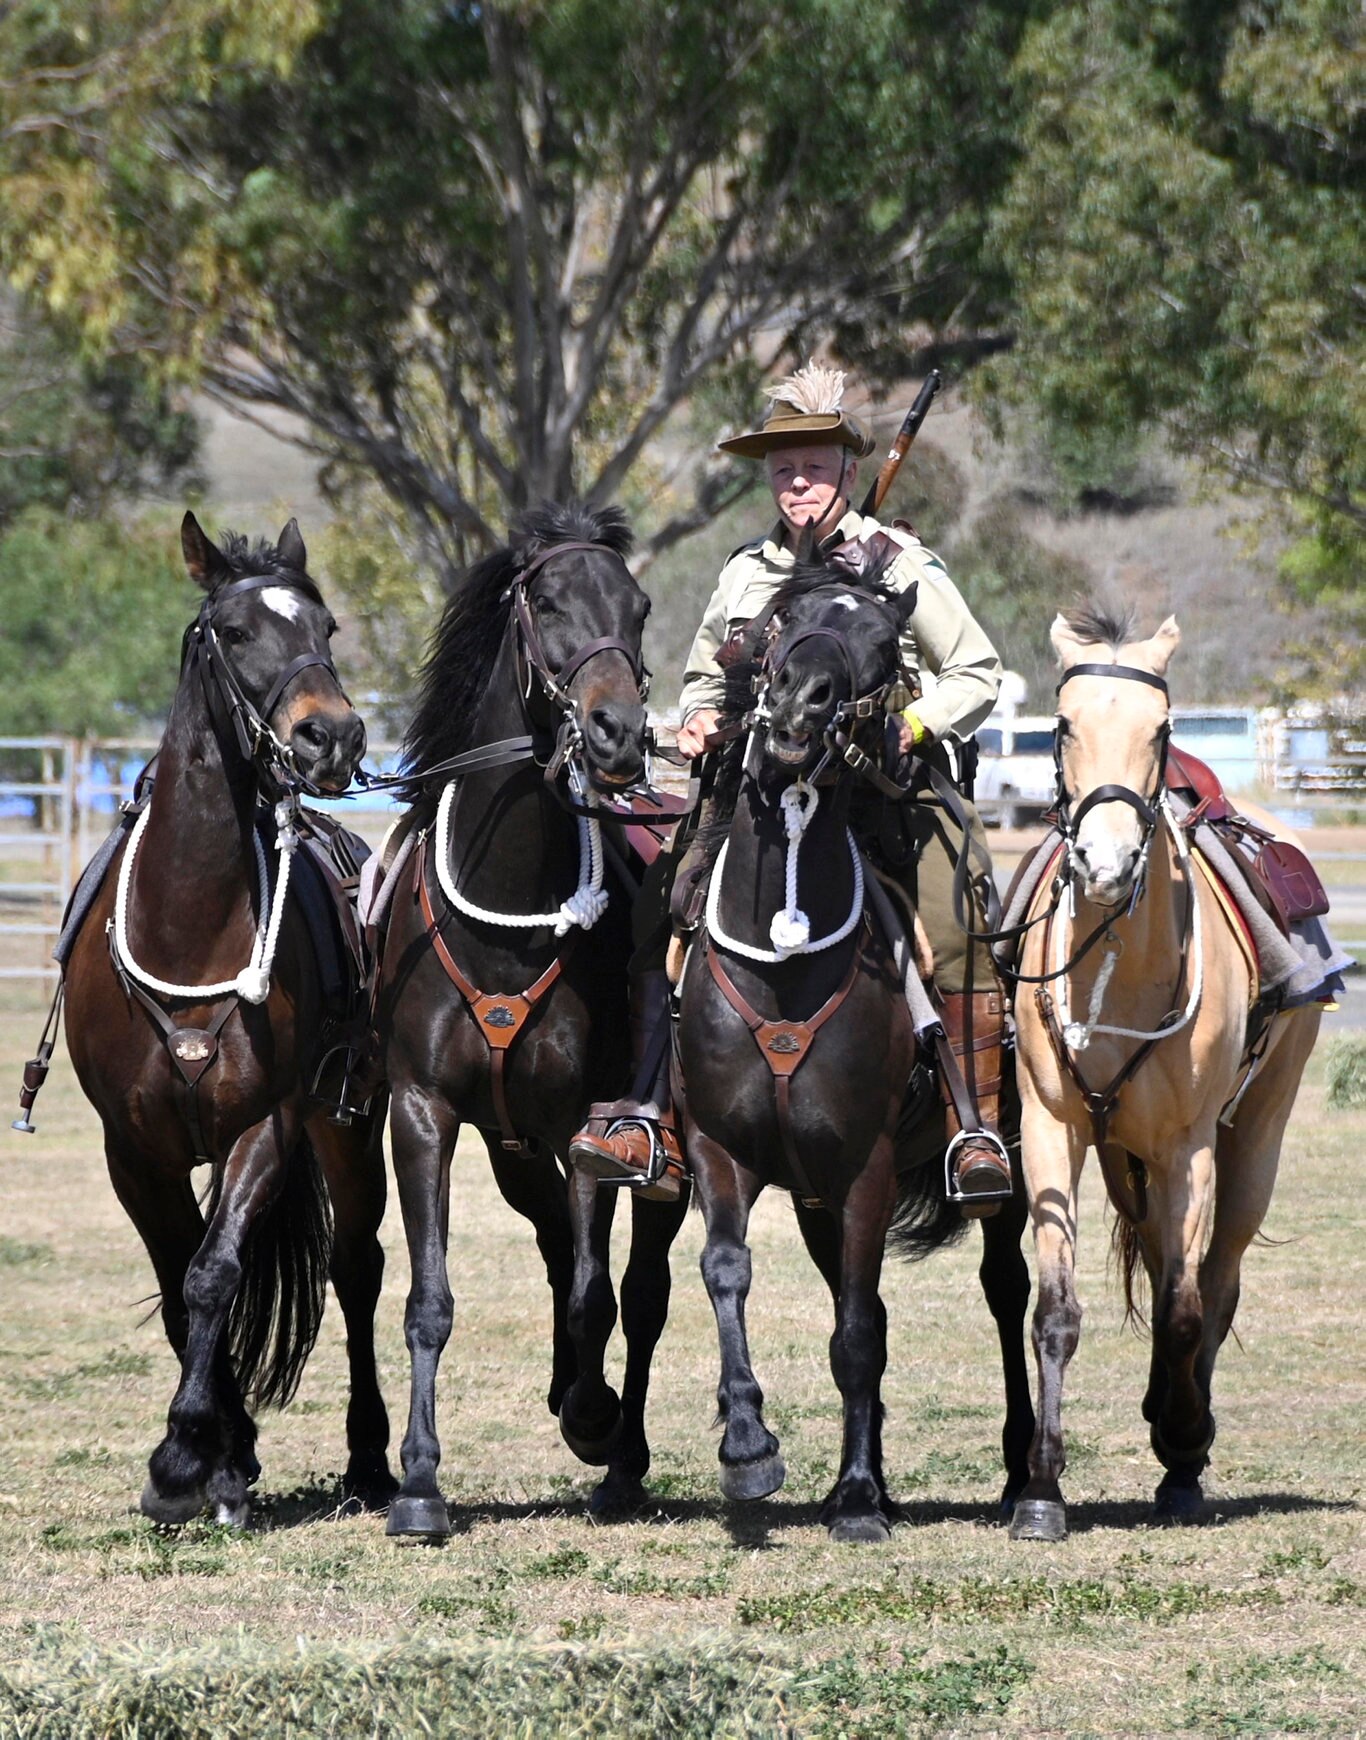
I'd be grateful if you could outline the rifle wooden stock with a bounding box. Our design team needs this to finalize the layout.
[860,369,942,517]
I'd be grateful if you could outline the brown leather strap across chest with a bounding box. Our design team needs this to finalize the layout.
[415,836,567,1155]
[704,923,868,1205]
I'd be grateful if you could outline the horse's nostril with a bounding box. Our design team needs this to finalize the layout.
[295,718,331,751]
[589,707,623,744]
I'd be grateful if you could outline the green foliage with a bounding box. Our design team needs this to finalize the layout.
[1325,1037,1366,1110]
[0,0,1034,576]
[0,508,192,735]
[983,0,1365,553]
[0,1637,792,1739]
[0,295,199,529]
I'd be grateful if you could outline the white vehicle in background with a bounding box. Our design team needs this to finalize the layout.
[974,714,1058,829]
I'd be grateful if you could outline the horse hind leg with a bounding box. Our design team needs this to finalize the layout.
[693,1131,785,1503]
[310,1105,397,1512]
[588,1183,691,1519]
[483,1135,581,1423]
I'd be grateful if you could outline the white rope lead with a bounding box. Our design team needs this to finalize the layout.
[707,777,865,964]
[433,775,609,937]
[112,799,297,1006]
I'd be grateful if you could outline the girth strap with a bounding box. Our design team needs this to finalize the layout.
[415,836,567,1155]
[704,926,868,1205]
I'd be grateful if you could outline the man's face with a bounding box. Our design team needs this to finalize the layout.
[766,443,855,535]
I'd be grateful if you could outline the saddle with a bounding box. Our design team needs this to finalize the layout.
[1165,747,1329,935]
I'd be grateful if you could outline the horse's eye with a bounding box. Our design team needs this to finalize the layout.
[222,626,249,647]
[1056,717,1072,739]
[325,617,338,639]
[533,595,558,617]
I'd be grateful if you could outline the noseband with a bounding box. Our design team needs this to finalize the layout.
[1053,663,1172,857]
[756,617,898,786]
[188,574,347,799]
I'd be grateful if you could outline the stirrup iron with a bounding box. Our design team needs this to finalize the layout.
[943,1127,1013,1204]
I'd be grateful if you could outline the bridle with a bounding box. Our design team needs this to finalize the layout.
[186,573,349,802]
[508,539,650,717]
[1053,662,1172,881]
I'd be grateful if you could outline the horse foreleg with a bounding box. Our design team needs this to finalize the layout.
[820,1137,898,1543]
[589,1185,691,1518]
[692,1129,783,1502]
[103,1135,204,1362]
[143,1106,297,1527]
[386,1079,459,1540]
[308,1104,396,1512]
[1011,1100,1087,1543]
[484,1136,579,1420]
[560,1165,624,1464]
[978,1178,1036,1518]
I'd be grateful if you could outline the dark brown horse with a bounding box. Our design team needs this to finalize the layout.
[676,554,1035,1541]
[60,514,394,1525]
[376,502,688,1537]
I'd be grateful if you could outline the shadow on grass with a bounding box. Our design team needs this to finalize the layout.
[248,1478,1361,1541]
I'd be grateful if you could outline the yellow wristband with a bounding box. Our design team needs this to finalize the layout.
[901,708,929,746]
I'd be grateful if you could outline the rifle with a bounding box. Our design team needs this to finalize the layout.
[860,368,942,518]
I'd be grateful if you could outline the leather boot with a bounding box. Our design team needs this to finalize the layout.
[568,969,685,1204]
[938,988,1013,1220]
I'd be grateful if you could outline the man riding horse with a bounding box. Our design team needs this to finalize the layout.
[571,361,1013,1215]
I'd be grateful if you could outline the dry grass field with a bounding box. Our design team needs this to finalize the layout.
[1,984,1364,1736]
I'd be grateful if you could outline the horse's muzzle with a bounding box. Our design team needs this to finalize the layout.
[290,709,366,794]
[582,698,646,789]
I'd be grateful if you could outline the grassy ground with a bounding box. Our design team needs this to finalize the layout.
[1,992,1364,1736]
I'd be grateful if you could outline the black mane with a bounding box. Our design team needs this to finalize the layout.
[1061,602,1138,652]
[213,532,322,603]
[399,500,633,803]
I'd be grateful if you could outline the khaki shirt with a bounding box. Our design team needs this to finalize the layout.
[678,510,1002,743]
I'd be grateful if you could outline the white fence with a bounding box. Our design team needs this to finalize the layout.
[0,738,402,983]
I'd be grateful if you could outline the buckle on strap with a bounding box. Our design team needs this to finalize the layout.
[942,1128,1013,1203]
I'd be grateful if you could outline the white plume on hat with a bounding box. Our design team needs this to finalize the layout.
[764,359,848,416]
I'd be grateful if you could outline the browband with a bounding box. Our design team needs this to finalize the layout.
[1058,663,1168,695]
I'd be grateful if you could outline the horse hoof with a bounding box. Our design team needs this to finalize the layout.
[1008,1497,1068,1542]
[719,1452,785,1502]
[558,1398,622,1467]
[1154,1480,1205,1523]
[385,1494,451,1541]
[214,1497,251,1529]
[828,1513,892,1544]
[140,1480,206,1526]
[588,1472,647,1522]
[343,1464,400,1513]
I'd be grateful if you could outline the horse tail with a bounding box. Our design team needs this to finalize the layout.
[1109,1211,1147,1330]
[210,1128,334,1408]
[887,1156,970,1261]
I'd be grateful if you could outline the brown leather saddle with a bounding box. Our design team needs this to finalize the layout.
[1165,746,1329,935]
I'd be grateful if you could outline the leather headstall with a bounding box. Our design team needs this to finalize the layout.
[1053,663,1172,853]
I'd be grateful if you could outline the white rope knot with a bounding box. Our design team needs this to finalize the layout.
[234,965,272,1005]
[769,907,812,957]
[556,884,610,936]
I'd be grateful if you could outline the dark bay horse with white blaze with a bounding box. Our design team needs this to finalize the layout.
[376,502,688,1537]
[1011,608,1323,1540]
[676,553,1035,1542]
[60,514,395,1524]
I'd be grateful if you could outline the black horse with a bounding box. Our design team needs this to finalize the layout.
[675,551,1035,1540]
[60,514,395,1524]
[375,501,688,1537]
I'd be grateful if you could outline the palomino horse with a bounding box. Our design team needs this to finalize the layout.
[376,501,688,1537]
[60,515,395,1524]
[676,552,1034,1542]
[1009,608,1323,1539]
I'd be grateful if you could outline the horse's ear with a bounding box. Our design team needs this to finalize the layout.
[794,520,817,565]
[893,580,918,628]
[1050,612,1087,670]
[181,511,227,593]
[277,517,307,573]
[1148,614,1181,674]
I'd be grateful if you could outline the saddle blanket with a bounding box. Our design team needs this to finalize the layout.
[999,798,1353,1011]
